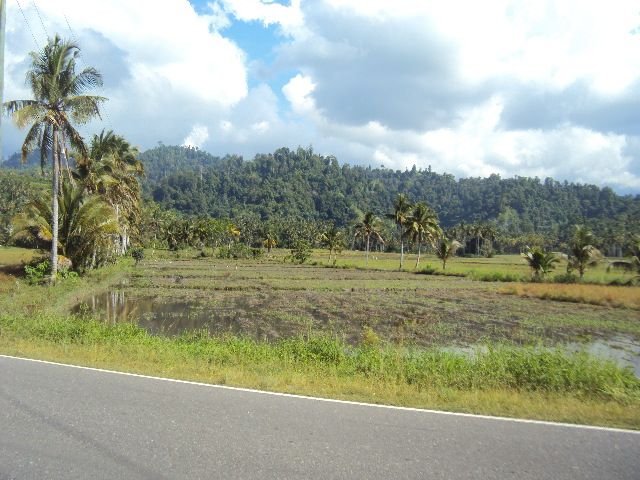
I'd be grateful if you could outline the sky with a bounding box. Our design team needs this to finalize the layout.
[2,0,640,193]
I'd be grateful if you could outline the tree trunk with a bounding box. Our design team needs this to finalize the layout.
[399,225,404,271]
[365,234,370,266]
[50,128,59,284]
[415,241,421,269]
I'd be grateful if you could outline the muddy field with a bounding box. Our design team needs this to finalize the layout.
[76,258,640,350]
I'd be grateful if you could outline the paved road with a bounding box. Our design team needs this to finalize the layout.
[1,355,638,480]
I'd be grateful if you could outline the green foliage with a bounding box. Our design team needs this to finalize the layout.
[217,242,255,260]
[568,225,602,279]
[12,183,119,271]
[3,312,638,401]
[5,35,106,282]
[290,240,312,264]
[434,237,462,270]
[522,246,560,279]
[24,258,77,284]
[319,224,345,264]
[131,247,144,265]
[470,271,523,282]
[361,326,381,347]
[127,145,640,254]
[552,273,578,284]
[24,259,50,285]
[405,202,441,269]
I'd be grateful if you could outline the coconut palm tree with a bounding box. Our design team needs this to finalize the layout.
[567,225,602,279]
[4,35,106,282]
[12,183,118,271]
[521,246,559,280]
[405,202,441,269]
[387,193,412,270]
[263,232,278,253]
[434,236,462,270]
[76,130,143,254]
[320,224,344,264]
[354,212,384,266]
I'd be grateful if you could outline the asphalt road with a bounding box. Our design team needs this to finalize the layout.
[1,355,638,480]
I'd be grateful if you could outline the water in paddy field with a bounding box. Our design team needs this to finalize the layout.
[73,290,640,377]
[72,290,297,341]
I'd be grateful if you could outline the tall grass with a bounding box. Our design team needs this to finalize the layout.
[501,283,640,310]
[2,313,638,402]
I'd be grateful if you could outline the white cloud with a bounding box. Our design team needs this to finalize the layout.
[5,0,248,105]
[4,0,640,192]
[282,74,317,115]
[182,125,210,149]
[220,0,304,34]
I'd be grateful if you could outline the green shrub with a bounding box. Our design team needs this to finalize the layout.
[553,273,578,284]
[131,247,145,265]
[24,258,50,284]
[471,271,522,282]
[217,243,254,260]
[290,241,311,264]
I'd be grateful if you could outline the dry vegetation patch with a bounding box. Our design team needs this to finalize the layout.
[501,283,640,310]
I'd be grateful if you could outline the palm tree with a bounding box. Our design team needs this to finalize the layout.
[76,130,143,254]
[405,202,441,269]
[567,225,602,279]
[387,194,412,270]
[471,222,483,257]
[480,222,497,257]
[12,183,118,271]
[354,212,384,266]
[262,232,278,253]
[4,35,106,282]
[434,236,462,270]
[320,224,344,264]
[521,246,559,280]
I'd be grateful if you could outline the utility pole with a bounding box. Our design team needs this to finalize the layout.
[0,0,6,163]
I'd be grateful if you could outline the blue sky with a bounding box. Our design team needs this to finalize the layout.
[3,0,640,193]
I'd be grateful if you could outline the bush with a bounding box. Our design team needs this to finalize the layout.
[553,273,578,284]
[131,247,144,265]
[471,272,522,282]
[217,243,254,260]
[23,257,77,283]
[24,258,50,284]
[290,241,311,264]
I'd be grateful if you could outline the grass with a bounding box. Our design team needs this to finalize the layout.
[501,283,640,310]
[1,313,639,429]
[1,247,640,428]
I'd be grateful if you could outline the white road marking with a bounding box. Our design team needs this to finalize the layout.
[2,353,638,435]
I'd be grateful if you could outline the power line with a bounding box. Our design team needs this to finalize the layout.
[14,0,39,49]
[31,0,47,38]
[60,10,115,132]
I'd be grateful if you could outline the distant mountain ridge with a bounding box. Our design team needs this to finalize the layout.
[3,145,639,241]
[138,145,640,238]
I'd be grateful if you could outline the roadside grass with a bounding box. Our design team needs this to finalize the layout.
[1,313,639,429]
[501,283,640,310]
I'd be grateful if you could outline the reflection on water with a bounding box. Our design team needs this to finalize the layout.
[73,290,309,341]
[74,290,640,376]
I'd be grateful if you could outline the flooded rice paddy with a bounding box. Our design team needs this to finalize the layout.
[73,258,640,375]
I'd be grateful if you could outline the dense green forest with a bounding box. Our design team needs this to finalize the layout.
[139,145,640,248]
[3,144,639,255]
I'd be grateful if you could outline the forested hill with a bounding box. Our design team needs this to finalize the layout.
[140,145,640,234]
